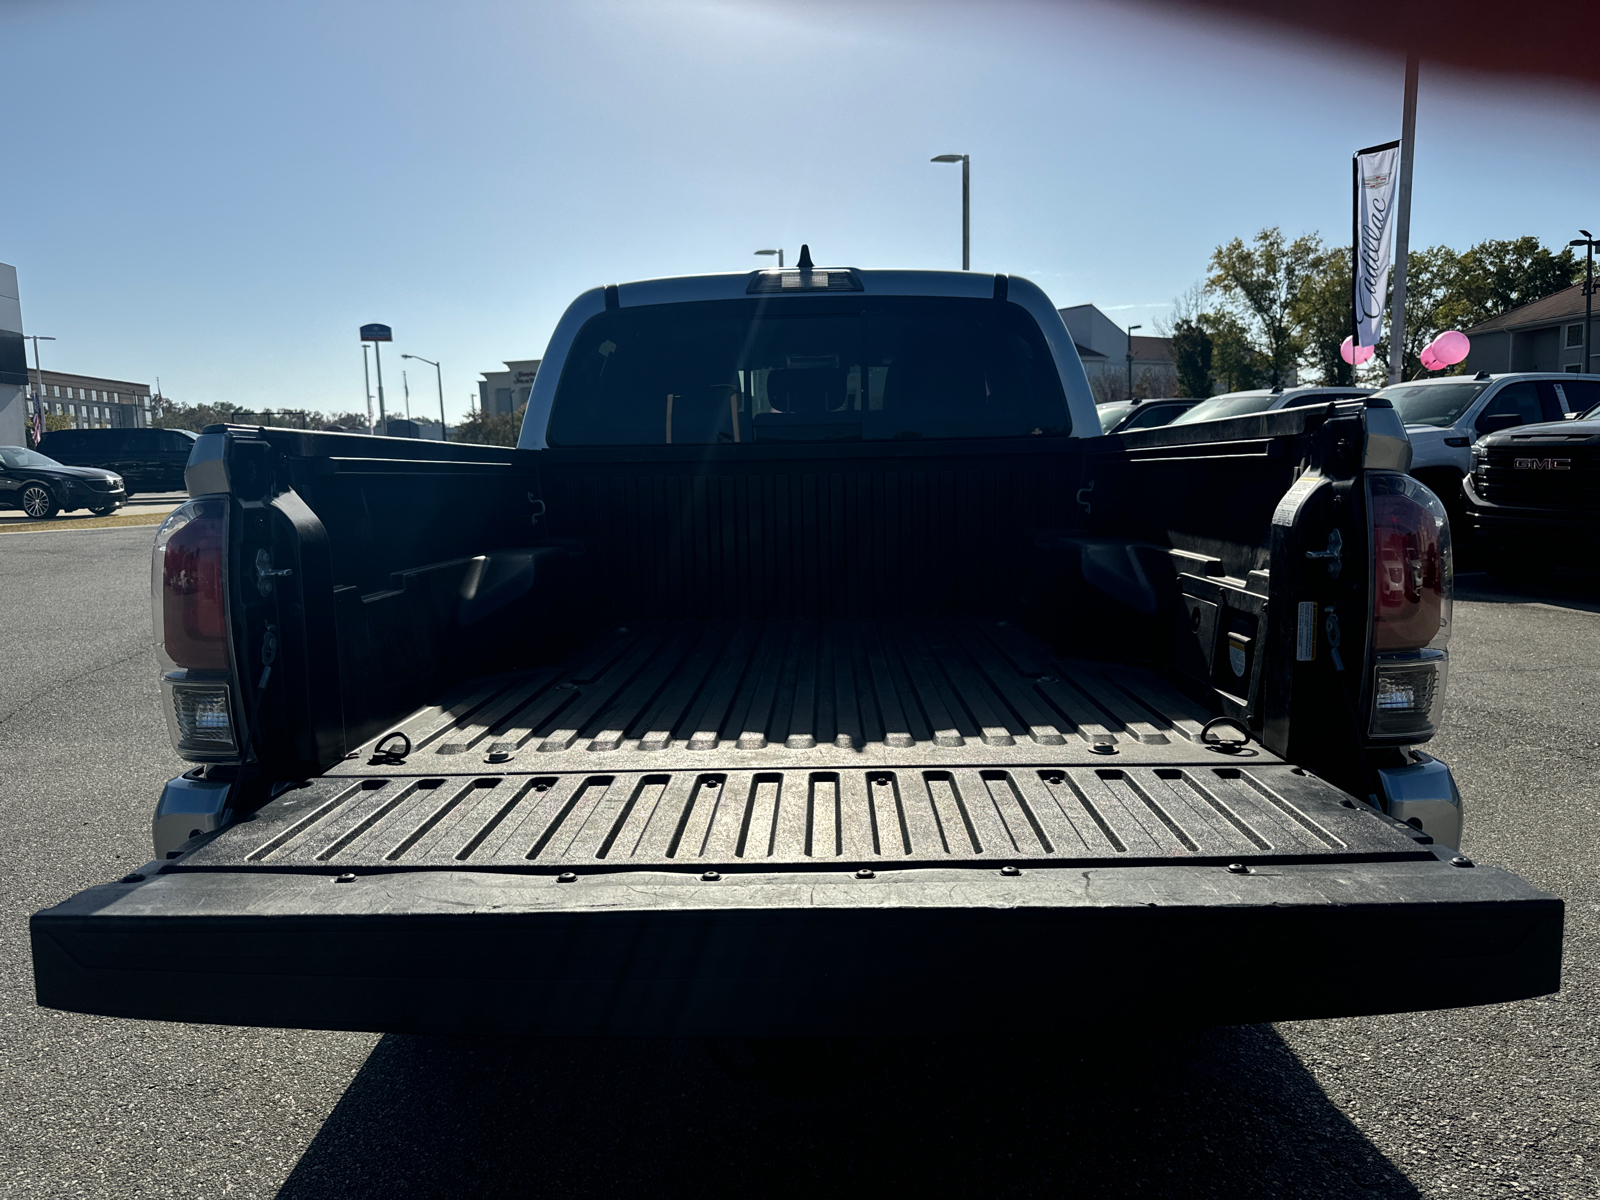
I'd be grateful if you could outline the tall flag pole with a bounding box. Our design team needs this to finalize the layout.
[1387,54,1420,383]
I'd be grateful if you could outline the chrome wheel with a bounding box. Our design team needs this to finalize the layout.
[20,484,57,519]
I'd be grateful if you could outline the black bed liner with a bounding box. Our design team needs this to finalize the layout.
[336,616,1217,775]
[197,614,1426,874]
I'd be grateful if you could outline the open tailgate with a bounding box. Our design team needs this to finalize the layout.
[33,750,1561,1035]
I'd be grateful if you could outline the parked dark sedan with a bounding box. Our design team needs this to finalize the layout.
[0,446,126,518]
[36,427,197,496]
[1096,397,1200,434]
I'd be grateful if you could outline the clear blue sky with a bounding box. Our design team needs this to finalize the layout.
[4,0,1597,423]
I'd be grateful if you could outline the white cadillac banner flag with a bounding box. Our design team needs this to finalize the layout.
[1352,139,1400,350]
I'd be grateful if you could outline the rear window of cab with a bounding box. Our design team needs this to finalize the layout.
[548,296,1071,446]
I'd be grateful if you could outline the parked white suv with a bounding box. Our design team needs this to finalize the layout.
[1370,372,1600,530]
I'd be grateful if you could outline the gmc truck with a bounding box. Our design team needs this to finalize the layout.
[32,259,1562,1036]
[1464,396,1600,576]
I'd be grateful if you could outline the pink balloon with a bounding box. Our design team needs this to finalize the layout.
[1420,345,1441,371]
[1340,336,1376,365]
[1432,329,1470,366]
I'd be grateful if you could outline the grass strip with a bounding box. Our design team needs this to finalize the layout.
[0,510,172,535]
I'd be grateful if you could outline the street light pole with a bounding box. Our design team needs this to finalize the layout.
[361,344,375,433]
[402,354,447,440]
[755,248,784,269]
[1568,230,1593,371]
[1126,324,1142,399]
[931,154,970,269]
[373,342,388,429]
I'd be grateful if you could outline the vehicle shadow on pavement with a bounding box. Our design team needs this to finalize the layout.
[276,1023,1419,1198]
[1456,570,1600,615]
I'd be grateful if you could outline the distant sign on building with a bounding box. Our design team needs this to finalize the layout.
[477,359,541,416]
[360,323,392,342]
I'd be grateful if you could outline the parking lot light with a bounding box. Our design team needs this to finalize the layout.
[930,154,969,270]
[401,354,448,441]
[1570,231,1596,375]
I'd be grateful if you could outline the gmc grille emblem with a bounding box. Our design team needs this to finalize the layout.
[1513,457,1571,470]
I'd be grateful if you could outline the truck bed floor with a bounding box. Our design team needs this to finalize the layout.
[170,618,1439,875]
[346,616,1219,770]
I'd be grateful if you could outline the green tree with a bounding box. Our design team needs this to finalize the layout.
[1169,318,1213,397]
[1366,239,1575,382]
[1207,227,1322,388]
[1291,245,1355,386]
[454,409,522,447]
[153,400,248,431]
[1370,244,1469,381]
[319,411,373,432]
[1200,310,1262,392]
[1441,237,1580,330]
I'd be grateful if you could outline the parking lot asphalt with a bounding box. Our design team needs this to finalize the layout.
[1,529,1595,1198]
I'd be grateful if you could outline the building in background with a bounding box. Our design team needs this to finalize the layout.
[477,359,540,416]
[1460,283,1597,375]
[1057,304,1176,403]
[33,370,155,430]
[0,264,25,446]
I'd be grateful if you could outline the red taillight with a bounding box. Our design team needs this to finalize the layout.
[1366,475,1452,743]
[160,509,228,670]
[1371,477,1451,652]
[152,498,239,762]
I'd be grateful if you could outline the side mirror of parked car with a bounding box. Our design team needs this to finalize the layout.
[1476,412,1524,436]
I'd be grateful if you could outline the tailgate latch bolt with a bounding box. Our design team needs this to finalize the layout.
[1000,865,1021,877]
[1450,856,1475,868]
[557,872,578,883]
[1226,862,1250,875]
[701,870,721,882]
[255,548,294,596]
[335,873,356,883]
[1305,527,1343,579]
[855,867,876,879]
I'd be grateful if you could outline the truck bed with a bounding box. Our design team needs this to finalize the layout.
[160,616,1435,876]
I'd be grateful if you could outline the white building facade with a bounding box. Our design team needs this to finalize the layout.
[1057,303,1177,403]
[477,359,541,416]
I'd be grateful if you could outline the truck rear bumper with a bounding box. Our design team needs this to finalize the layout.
[32,858,1562,1035]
